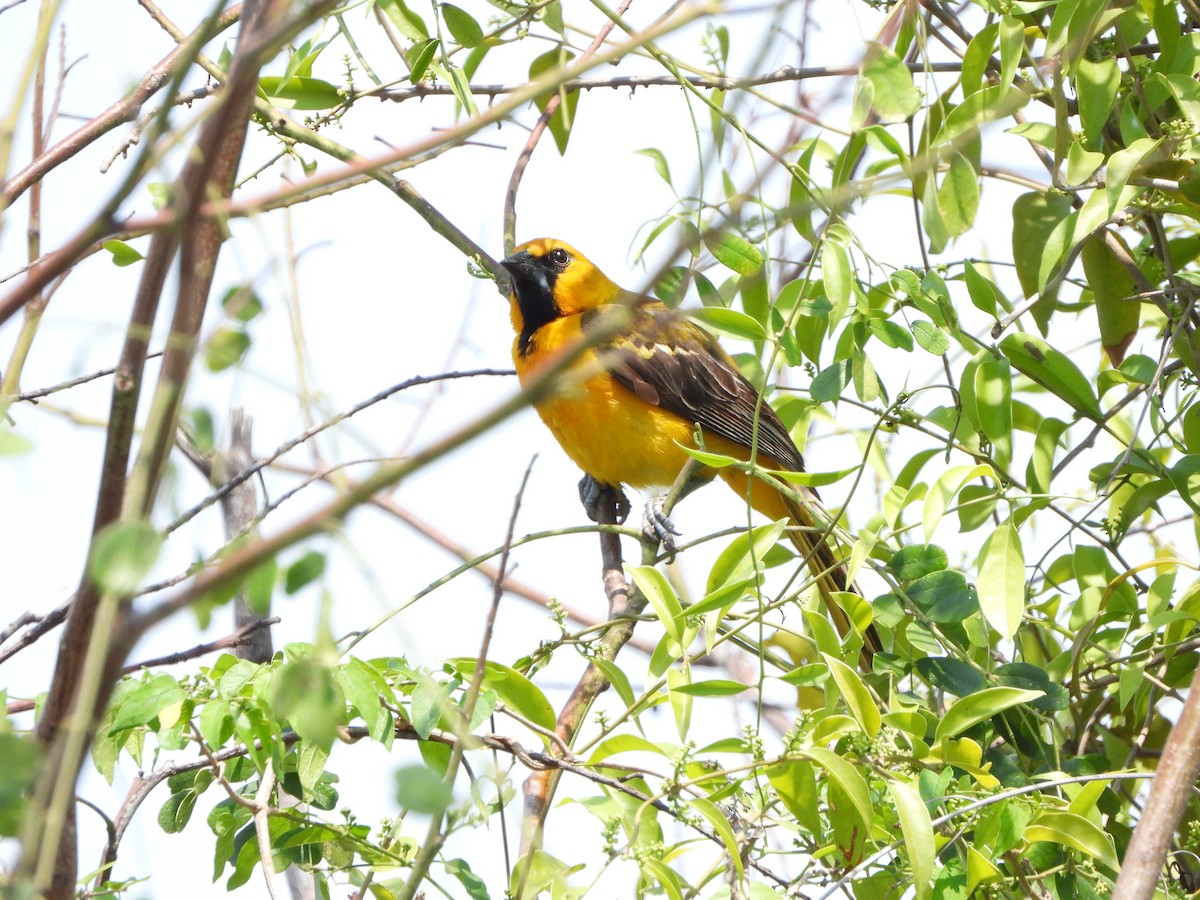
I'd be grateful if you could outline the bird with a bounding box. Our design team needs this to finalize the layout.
[499,237,881,666]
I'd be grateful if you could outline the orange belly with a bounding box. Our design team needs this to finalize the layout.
[530,365,697,488]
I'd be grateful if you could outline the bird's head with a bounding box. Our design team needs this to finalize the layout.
[500,239,623,348]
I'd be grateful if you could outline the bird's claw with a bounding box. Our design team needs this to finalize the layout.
[642,496,681,559]
[578,474,630,524]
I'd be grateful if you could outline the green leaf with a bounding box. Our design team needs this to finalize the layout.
[963,260,1003,317]
[771,465,860,488]
[811,359,852,402]
[220,285,264,322]
[441,4,484,47]
[1026,810,1119,870]
[821,239,852,324]
[887,779,936,900]
[860,42,922,121]
[1075,56,1119,145]
[1080,234,1140,367]
[395,763,452,814]
[705,520,787,594]
[377,0,429,40]
[688,307,766,341]
[409,39,439,83]
[977,521,1025,639]
[935,687,1044,741]
[915,657,988,696]
[258,76,342,110]
[706,233,763,276]
[907,570,977,623]
[912,320,950,355]
[528,47,575,152]
[974,355,1013,460]
[89,520,162,595]
[794,746,872,830]
[924,464,993,540]
[270,658,344,751]
[823,654,880,738]
[103,239,144,267]
[204,327,251,372]
[0,425,33,456]
[999,332,1103,419]
[669,679,748,697]
[887,544,948,582]
[447,65,479,117]
[447,659,556,732]
[244,558,276,617]
[689,797,744,879]
[1011,191,1072,301]
[938,152,980,237]
[767,758,822,835]
[284,550,326,594]
[636,148,672,186]
[111,673,186,732]
[444,858,490,900]
[626,565,684,644]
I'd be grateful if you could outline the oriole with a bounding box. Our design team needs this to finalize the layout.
[500,238,881,665]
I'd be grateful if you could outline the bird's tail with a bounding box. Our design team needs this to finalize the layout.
[719,467,882,671]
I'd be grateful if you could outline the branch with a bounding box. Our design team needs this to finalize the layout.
[382,59,967,105]
[1113,662,1200,899]
[120,618,280,674]
[165,368,514,535]
[0,4,243,209]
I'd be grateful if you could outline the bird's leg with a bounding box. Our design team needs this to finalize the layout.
[578,474,631,524]
[642,464,714,558]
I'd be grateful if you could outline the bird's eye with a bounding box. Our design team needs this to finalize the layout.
[548,248,570,268]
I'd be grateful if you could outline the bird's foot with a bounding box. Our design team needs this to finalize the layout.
[578,474,630,524]
[642,496,682,559]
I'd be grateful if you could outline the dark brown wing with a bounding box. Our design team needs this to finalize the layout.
[586,299,806,472]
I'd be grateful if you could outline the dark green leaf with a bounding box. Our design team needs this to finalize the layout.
[441,4,484,47]
[886,544,948,582]
[409,39,439,83]
[916,657,988,697]
[285,551,326,594]
[907,570,978,623]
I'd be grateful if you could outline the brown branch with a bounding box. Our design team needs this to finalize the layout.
[1113,662,1200,898]
[10,350,165,402]
[120,617,280,674]
[0,600,70,665]
[517,483,634,875]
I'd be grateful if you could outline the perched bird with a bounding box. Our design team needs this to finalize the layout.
[500,237,881,665]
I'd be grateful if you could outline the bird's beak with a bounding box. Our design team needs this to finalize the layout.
[499,250,534,275]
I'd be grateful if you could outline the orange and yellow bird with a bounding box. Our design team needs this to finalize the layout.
[500,238,881,665]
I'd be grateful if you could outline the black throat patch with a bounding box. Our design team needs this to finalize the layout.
[511,264,559,356]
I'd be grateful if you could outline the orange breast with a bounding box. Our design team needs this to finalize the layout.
[514,316,697,489]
